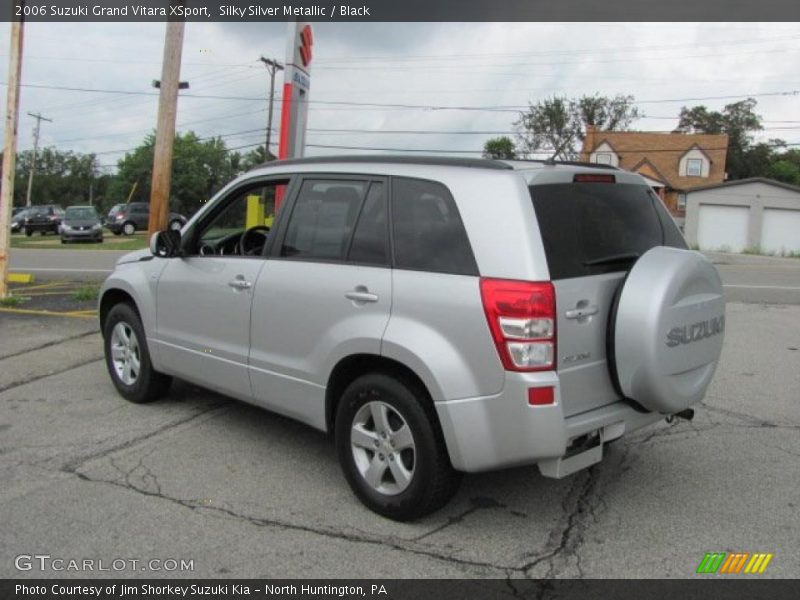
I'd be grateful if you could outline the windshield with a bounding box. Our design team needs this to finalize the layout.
[65,207,98,220]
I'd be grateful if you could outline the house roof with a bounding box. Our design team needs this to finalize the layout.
[580,128,729,191]
[685,177,800,195]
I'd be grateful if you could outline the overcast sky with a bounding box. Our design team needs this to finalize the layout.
[1,21,799,173]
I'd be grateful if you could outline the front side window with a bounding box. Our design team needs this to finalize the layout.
[191,180,287,257]
[391,177,478,276]
[686,158,703,177]
[281,179,367,261]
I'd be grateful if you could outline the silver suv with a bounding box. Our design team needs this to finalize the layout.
[99,156,725,520]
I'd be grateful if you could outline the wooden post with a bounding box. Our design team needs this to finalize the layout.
[148,16,185,236]
[0,21,24,298]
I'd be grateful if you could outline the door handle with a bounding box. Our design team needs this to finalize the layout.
[565,305,598,319]
[345,286,379,304]
[228,277,252,290]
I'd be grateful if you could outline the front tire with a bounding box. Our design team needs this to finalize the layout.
[335,373,460,521]
[103,303,171,404]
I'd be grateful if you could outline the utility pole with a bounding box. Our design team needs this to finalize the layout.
[24,112,53,207]
[148,11,185,236]
[259,56,283,161]
[0,20,24,298]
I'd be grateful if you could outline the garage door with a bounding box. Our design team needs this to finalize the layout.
[697,204,749,253]
[761,208,800,255]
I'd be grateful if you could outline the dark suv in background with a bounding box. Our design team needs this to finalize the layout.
[106,202,187,236]
[21,205,64,236]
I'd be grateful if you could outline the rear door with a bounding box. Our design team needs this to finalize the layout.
[249,175,392,429]
[529,180,686,416]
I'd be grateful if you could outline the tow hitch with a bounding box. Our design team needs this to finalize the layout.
[665,408,695,424]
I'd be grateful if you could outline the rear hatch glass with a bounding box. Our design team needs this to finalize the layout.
[529,182,686,280]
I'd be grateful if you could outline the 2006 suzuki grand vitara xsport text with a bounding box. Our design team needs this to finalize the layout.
[99,156,725,521]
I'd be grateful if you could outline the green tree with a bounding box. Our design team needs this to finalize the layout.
[240,145,275,171]
[766,148,800,186]
[108,131,241,216]
[482,136,517,159]
[12,147,102,208]
[674,98,764,180]
[515,94,641,160]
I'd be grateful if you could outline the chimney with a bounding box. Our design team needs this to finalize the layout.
[582,124,597,161]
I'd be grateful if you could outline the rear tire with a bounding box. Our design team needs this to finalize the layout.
[122,222,136,236]
[103,303,172,404]
[335,372,460,521]
[24,228,32,237]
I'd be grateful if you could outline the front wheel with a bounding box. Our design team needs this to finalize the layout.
[335,373,460,521]
[103,303,172,404]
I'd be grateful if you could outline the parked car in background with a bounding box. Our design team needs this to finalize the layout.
[60,205,103,244]
[22,205,64,236]
[12,206,25,218]
[10,208,31,233]
[106,202,187,235]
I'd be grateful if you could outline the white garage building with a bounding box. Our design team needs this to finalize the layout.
[684,178,800,255]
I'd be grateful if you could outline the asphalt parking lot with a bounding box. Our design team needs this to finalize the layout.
[1,295,798,580]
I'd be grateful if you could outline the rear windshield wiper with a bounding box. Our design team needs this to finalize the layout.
[583,253,640,267]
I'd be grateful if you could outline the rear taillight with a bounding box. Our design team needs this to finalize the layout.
[480,278,556,372]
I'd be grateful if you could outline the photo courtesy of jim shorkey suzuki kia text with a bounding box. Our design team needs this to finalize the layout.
[14,584,387,596]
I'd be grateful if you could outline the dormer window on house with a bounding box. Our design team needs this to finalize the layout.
[594,153,613,165]
[686,158,703,177]
[589,142,619,167]
[679,146,711,178]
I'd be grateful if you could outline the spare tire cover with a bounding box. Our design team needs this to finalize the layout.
[613,247,725,413]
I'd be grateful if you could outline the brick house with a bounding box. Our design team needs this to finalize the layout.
[579,126,729,222]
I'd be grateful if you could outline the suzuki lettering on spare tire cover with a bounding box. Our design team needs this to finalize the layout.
[611,247,725,413]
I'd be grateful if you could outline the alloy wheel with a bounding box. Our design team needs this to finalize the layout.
[350,399,416,495]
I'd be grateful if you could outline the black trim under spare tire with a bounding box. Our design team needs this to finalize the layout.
[103,303,172,404]
[335,372,460,521]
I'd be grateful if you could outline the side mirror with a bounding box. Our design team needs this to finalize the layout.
[150,229,182,258]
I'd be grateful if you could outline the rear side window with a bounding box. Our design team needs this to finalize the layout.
[281,179,366,260]
[391,177,478,276]
[347,182,388,265]
[529,183,687,280]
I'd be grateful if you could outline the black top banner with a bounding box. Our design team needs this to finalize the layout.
[5,0,800,22]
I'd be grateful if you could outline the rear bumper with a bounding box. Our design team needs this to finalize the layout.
[24,222,59,233]
[434,371,663,474]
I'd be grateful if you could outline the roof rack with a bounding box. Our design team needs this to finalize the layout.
[250,155,514,171]
[511,159,621,171]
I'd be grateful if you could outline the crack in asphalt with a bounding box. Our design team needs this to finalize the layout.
[518,467,602,579]
[65,468,513,576]
[0,356,105,393]
[60,402,229,474]
[0,330,98,361]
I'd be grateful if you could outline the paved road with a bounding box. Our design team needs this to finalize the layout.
[9,248,128,281]
[0,302,798,579]
[10,248,800,304]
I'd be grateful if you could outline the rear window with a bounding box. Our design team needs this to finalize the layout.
[391,177,478,276]
[529,183,687,280]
